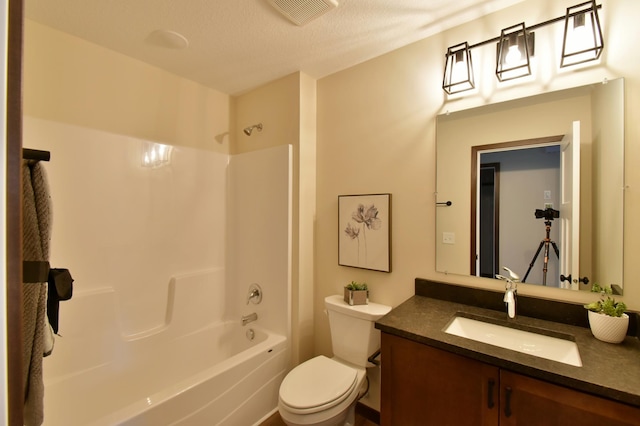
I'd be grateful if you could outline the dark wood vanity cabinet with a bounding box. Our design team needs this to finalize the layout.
[381,332,499,425]
[498,370,640,426]
[380,332,640,426]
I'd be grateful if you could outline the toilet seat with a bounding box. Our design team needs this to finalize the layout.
[279,356,358,414]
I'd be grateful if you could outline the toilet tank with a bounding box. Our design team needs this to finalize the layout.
[325,295,391,367]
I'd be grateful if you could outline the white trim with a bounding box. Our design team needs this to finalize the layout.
[0,0,10,422]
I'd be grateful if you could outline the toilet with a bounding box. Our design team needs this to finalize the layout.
[278,295,391,426]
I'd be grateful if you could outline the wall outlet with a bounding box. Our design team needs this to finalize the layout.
[544,190,551,200]
[443,232,455,244]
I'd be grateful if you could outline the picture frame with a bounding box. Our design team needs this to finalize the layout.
[338,193,391,272]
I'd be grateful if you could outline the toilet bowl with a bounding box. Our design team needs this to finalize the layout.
[278,295,391,426]
[278,355,366,426]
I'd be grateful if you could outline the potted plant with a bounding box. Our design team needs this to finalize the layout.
[344,281,369,306]
[584,283,628,344]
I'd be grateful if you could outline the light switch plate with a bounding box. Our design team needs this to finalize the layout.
[443,232,455,244]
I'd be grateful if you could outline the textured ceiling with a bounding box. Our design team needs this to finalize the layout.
[25,0,525,95]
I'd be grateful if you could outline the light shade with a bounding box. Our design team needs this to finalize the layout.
[496,23,532,82]
[561,0,603,67]
[442,42,475,94]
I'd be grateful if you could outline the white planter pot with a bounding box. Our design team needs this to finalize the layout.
[587,310,629,344]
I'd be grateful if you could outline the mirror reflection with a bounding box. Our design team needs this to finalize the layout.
[436,78,624,292]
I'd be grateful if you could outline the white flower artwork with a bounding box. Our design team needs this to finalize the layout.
[338,193,391,272]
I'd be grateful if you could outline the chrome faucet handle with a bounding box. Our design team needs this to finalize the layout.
[246,283,263,305]
[502,266,520,285]
[496,274,513,289]
[496,266,520,290]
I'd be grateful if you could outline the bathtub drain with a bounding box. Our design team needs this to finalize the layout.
[246,328,255,341]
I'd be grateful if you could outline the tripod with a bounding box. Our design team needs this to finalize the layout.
[522,220,559,286]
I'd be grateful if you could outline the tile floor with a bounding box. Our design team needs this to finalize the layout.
[260,410,378,426]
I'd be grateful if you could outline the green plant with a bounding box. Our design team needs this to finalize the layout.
[584,283,627,317]
[345,281,368,291]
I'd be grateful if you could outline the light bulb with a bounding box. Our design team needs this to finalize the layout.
[567,14,592,53]
[452,58,467,83]
[505,45,523,67]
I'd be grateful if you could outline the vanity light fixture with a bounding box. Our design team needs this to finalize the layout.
[496,23,534,82]
[561,0,603,68]
[442,42,475,95]
[442,2,603,95]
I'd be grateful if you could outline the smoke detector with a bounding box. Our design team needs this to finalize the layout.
[267,0,339,26]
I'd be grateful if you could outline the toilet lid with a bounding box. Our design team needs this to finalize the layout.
[280,356,358,410]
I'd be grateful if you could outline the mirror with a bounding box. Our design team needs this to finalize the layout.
[436,78,624,292]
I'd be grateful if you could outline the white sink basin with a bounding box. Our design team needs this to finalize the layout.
[444,315,582,367]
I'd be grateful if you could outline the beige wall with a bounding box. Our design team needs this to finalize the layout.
[233,72,317,365]
[315,0,640,359]
[23,20,230,153]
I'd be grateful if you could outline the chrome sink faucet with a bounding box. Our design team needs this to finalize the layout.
[504,286,517,319]
[496,267,520,319]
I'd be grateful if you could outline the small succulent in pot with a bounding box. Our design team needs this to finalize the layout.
[345,281,368,291]
[583,283,626,317]
[344,281,369,305]
[584,283,629,344]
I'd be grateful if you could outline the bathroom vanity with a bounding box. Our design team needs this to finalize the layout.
[375,280,640,426]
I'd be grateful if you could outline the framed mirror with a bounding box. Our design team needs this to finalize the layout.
[436,78,624,292]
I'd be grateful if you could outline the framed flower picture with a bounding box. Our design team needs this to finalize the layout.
[338,193,391,272]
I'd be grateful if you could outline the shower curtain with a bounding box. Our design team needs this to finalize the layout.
[22,160,52,426]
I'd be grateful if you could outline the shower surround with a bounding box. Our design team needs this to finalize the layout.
[24,117,292,425]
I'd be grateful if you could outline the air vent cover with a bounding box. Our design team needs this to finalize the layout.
[267,0,338,26]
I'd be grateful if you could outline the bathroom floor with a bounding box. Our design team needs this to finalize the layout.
[261,411,378,426]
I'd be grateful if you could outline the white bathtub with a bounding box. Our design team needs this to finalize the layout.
[43,321,288,426]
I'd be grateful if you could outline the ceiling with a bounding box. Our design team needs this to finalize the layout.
[25,0,525,95]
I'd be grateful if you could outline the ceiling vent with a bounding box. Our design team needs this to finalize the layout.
[267,0,338,26]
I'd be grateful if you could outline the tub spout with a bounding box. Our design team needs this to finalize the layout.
[241,312,258,326]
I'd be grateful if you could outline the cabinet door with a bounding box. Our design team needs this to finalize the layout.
[500,370,640,426]
[381,333,499,426]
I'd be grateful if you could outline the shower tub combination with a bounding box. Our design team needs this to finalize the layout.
[42,270,289,426]
[33,137,293,425]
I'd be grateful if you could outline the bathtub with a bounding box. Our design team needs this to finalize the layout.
[43,321,288,426]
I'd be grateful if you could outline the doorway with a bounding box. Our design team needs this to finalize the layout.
[479,163,500,278]
[470,136,563,284]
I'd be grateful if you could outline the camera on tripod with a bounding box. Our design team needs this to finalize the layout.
[534,207,560,221]
[523,207,560,285]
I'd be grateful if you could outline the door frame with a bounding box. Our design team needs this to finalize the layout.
[470,135,564,276]
[479,162,500,278]
[5,0,24,424]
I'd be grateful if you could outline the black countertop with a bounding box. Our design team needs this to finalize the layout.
[375,280,640,408]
